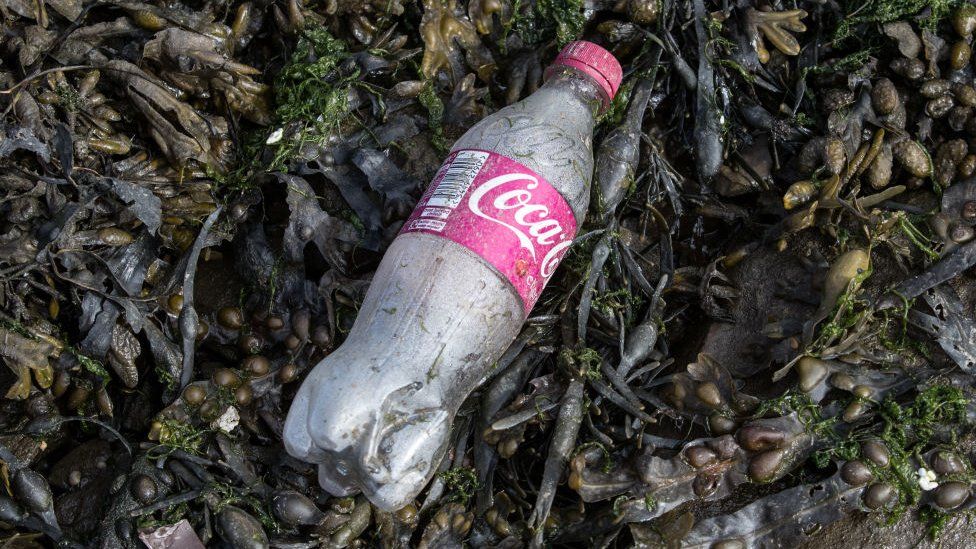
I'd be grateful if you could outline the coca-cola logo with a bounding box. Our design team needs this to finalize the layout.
[467,173,573,280]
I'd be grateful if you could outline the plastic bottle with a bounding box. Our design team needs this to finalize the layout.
[283,41,622,511]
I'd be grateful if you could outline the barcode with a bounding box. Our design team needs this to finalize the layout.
[426,151,489,208]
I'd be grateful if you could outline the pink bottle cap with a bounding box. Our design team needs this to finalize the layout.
[546,41,623,109]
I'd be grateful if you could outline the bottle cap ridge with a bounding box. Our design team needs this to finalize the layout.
[547,41,623,107]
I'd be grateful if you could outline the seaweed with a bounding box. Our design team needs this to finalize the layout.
[509,0,586,47]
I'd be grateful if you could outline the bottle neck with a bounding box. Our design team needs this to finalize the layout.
[541,66,607,120]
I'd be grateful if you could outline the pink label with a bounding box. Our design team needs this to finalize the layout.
[402,149,578,313]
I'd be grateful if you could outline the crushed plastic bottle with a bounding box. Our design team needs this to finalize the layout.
[283,41,622,511]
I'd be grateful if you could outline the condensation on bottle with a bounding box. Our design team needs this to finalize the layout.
[284,41,623,511]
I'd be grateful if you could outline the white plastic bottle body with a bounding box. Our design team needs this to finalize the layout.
[284,68,605,511]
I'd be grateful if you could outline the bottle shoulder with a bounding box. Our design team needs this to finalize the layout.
[452,89,596,220]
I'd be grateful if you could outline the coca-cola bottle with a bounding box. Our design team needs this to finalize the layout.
[284,41,622,510]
